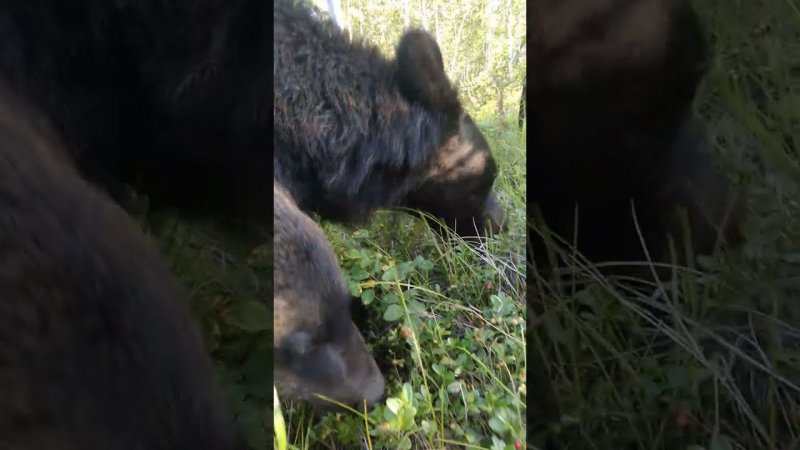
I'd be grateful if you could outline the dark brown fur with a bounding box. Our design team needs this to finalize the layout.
[528,0,742,272]
[274,183,384,407]
[0,86,238,449]
[272,0,508,406]
[274,0,505,238]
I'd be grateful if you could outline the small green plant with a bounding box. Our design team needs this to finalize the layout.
[279,116,527,449]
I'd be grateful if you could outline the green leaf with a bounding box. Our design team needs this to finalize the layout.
[361,289,375,305]
[228,301,269,332]
[381,266,398,281]
[447,381,462,394]
[400,407,417,429]
[398,435,412,450]
[348,281,362,297]
[491,436,506,450]
[349,266,370,281]
[396,262,412,280]
[401,383,414,404]
[665,365,691,389]
[386,398,403,415]
[709,435,734,450]
[488,416,507,433]
[418,259,434,271]
[406,299,426,316]
[383,304,404,322]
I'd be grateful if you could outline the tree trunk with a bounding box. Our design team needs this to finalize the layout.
[518,74,526,130]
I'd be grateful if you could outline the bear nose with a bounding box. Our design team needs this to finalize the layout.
[483,192,507,234]
[362,374,385,406]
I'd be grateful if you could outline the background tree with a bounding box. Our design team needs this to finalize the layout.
[320,0,526,122]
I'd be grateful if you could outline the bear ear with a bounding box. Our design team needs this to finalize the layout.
[396,29,461,116]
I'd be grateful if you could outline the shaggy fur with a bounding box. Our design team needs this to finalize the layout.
[272,0,507,406]
[274,183,384,407]
[274,0,504,237]
[0,0,271,220]
[0,87,238,449]
[0,1,275,446]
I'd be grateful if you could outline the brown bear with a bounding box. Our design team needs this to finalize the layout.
[527,0,742,275]
[274,182,385,407]
[272,0,507,406]
[274,0,506,239]
[0,85,239,449]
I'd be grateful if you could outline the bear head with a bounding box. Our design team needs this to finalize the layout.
[394,29,508,238]
[273,183,385,408]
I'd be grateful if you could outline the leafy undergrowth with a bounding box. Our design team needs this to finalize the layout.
[276,118,527,449]
[130,206,272,450]
[527,1,800,449]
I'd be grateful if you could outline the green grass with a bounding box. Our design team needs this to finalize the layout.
[276,118,527,449]
[527,1,800,449]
